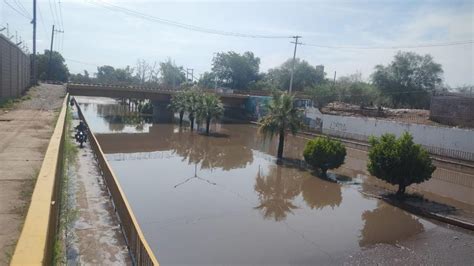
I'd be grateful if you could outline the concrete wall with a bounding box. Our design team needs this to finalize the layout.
[430,95,474,127]
[304,107,474,161]
[0,34,30,100]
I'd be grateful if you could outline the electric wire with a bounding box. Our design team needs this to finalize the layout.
[88,0,293,39]
[300,40,474,50]
[12,0,31,18]
[3,0,31,19]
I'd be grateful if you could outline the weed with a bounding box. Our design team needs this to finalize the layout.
[53,103,79,265]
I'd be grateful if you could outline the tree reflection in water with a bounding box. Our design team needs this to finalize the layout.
[170,130,254,171]
[254,166,303,221]
[301,177,342,210]
[359,202,424,247]
[254,162,346,221]
[96,103,152,132]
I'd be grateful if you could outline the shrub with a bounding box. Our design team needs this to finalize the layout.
[303,137,346,176]
[367,132,436,196]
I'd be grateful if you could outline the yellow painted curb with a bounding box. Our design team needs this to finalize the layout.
[10,95,69,265]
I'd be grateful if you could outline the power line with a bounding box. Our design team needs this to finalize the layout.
[12,0,31,18]
[58,0,64,30]
[54,0,62,30]
[88,0,293,39]
[48,0,58,28]
[37,4,48,36]
[65,57,100,67]
[300,40,474,50]
[58,0,64,51]
[3,0,31,19]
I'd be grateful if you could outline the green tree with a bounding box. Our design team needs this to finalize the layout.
[212,51,260,90]
[267,59,325,91]
[198,71,217,89]
[185,90,200,131]
[367,132,436,196]
[197,94,224,135]
[36,50,69,82]
[303,137,346,177]
[371,51,443,108]
[259,92,304,159]
[169,91,188,127]
[69,70,91,83]
[304,83,337,108]
[159,59,186,88]
[335,73,379,106]
[96,65,137,84]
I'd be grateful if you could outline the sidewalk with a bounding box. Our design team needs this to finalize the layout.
[0,84,65,265]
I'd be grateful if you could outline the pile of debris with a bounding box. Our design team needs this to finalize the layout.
[321,101,434,125]
[321,102,384,117]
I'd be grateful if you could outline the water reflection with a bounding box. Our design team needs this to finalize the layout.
[301,177,342,210]
[254,166,303,221]
[359,202,424,247]
[76,97,451,264]
[254,164,345,220]
[97,102,152,132]
[171,130,254,171]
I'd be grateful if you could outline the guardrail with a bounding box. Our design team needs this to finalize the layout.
[11,95,68,265]
[75,99,159,265]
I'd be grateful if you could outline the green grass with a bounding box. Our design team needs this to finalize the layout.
[53,103,78,265]
[0,95,32,109]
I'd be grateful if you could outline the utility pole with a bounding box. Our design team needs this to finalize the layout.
[289,35,301,93]
[186,68,194,83]
[32,0,37,85]
[48,25,55,81]
[48,25,64,80]
[333,71,337,86]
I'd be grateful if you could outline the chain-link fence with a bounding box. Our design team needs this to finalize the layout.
[0,34,30,100]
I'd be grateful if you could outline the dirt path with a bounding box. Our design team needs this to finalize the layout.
[61,111,131,265]
[0,84,65,265]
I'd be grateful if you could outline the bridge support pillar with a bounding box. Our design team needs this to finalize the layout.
[152,100,173,123]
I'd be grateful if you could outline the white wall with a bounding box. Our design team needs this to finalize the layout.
[304,108,474,161]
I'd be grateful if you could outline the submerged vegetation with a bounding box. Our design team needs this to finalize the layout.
[169,89,224,135]
[368,132,436,196]
[258,92,304,159]
[303,137,346,177]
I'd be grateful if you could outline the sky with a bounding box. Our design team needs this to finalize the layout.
[1,0,473,87]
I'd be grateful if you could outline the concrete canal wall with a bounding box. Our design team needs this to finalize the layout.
[75,100,159,265]
[304,108,474,162]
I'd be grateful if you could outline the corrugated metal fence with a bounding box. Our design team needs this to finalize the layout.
[0,34,30,100]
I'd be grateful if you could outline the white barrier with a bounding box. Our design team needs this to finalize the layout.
[304,108,474,161]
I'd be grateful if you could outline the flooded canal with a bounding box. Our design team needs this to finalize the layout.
[77,97,474,264]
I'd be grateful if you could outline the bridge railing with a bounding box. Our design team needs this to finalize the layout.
[75,100,159,266]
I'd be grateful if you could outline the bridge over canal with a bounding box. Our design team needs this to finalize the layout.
[67,83,264,121]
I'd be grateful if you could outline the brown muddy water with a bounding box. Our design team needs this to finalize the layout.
[77,97,474,265]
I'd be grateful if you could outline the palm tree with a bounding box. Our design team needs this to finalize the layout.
[169,91,187,127]
[197,94,224,135]
[185,91,200,131]
[258,92,304,159]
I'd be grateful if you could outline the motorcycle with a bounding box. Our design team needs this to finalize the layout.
[75,130,87,148]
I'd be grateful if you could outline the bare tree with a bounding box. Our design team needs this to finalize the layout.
[135,59,150,85]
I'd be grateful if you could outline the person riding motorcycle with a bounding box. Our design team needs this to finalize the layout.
[75,121,88,146]
[75,121,87,133]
